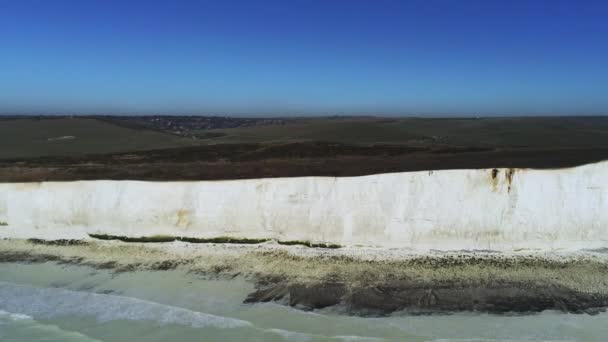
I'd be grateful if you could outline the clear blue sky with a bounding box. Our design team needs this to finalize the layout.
[1,0,607,116]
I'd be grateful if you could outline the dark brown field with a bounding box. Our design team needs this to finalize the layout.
[1,115,607,181]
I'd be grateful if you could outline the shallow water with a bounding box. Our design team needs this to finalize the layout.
[1,262,607,341]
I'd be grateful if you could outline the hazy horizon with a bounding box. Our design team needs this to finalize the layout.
[2,111,608,118]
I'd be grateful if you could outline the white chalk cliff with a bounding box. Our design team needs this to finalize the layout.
[1,162,607,251]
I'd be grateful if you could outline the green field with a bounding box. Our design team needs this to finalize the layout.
[3,116,608,160]
[201,116,608,148]
[0,117,198,159]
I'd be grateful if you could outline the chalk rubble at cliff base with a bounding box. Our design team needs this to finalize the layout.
[1,239,607,315]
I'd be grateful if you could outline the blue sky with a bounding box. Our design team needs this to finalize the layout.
[1,0,607,116]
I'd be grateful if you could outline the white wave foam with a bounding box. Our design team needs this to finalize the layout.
[267,328,316,341]
[429,339,574,342]
[267,328,387,341]
[0,281,251,329]
[333,336,387,341]
[0,309,104,342]
[0,309,33,321]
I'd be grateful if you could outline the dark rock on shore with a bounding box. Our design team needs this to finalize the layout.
[245,280,608,316]
[245,281,347,310]
[27,238,89,246]
[2,241,607,316]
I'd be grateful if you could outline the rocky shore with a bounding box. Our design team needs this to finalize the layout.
[1,239,607,316]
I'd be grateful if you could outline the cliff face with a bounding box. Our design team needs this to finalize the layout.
[1,162,607,251]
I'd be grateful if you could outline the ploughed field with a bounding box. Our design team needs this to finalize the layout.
[1,115,608,181]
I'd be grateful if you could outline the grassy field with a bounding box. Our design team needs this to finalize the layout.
[203,116,608,148]
[0,117,197,159]
[2,116,608,160]
[1,115,607,181]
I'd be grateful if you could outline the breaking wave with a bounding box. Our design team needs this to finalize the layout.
[0,281,392,341]
[0,281,251,329]
[0,309,103,342]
